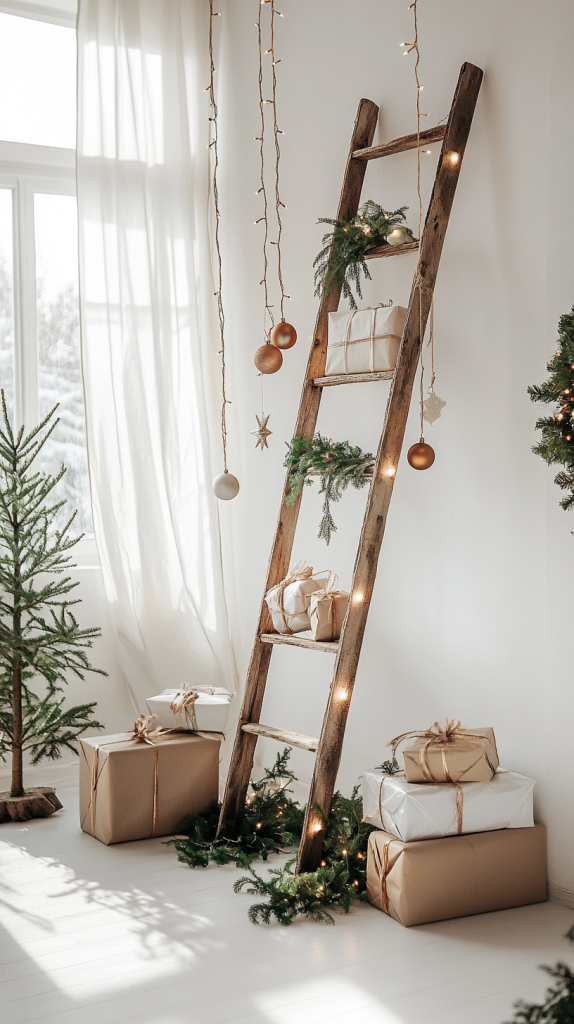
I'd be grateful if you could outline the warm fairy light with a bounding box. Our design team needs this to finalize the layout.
[320,860,326,866]
[312,821,322,834]
[256,822,262,828]
[353,592,363,603]
[336,688,349,701]
[386,466,396,477]
[449,152,460,165]
[557,414,564,420]
[353,880,359,886]
[342,849,347,855]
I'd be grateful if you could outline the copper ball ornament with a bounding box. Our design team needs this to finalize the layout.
[407,439,435,470]
[270,320,297,350]
[254,343,283,374]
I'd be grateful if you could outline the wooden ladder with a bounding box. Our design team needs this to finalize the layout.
[219,62,483,873]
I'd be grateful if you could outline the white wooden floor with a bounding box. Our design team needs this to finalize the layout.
[1,785,573,1024]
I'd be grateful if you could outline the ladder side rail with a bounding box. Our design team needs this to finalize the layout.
[296,62,483,872]
[218,99,379,828]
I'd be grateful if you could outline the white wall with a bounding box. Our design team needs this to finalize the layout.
[211,0,574,901]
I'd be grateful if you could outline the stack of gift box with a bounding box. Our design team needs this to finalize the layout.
[79,684,233,846]
[362,721,547,927]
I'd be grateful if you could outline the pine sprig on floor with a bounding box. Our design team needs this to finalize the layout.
[234,788,375,926]
[284,434,374,544]
[504,927,574,1023]
[166,748,305,869]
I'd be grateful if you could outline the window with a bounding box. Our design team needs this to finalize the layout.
[0,8,96,560]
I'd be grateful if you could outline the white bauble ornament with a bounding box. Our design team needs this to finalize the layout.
[213,471,240,501]
[387,226,415,246]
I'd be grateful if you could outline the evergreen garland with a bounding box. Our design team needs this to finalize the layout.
[167,748,304,869]
[234,788,375,926]
[284,434,374,544]
[313,200,413,310]
[504,927,574,1023]
[0,394,105,797]
[528,309,574,512]
[167,748,375,926]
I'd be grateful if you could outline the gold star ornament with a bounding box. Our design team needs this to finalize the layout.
[252,413,272,450]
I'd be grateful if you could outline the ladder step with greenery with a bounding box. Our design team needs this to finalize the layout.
[219,62,483,873]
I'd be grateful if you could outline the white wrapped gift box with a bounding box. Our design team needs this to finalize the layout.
[265,575,327,634]
[361,769,535,842]
[145,686,232,733]
[325,304,407,376]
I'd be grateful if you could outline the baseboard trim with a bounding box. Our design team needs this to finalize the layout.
[549,884,574,910]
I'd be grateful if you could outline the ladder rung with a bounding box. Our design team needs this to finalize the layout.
[242,723,319,752]
[260,632,340,653]
[352,124,446,161]
[314,370,394,387]
[364,240,419,260]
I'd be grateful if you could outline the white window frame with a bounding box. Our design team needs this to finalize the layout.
[0,140,98,566]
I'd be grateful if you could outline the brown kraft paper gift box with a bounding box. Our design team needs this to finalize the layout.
[401,726,499,783]
[79,730,221,845]
[367,824,547,927]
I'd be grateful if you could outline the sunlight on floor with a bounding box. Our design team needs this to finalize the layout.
[255,977,405,1023]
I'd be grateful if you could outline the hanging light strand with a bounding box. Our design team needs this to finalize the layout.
[270,0,288,319]
[208,0,229,472]
[256,1,272,337]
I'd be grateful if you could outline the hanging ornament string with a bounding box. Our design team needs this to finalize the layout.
[402,1,437,471]
[253,0,296,385]
[209,3,239,500]
[208,1,228,470]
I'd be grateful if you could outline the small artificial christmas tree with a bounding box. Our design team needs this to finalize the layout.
[0,394,105,821]
[528,309,574,512]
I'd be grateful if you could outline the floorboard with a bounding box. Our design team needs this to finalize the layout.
[0,785,572,1024]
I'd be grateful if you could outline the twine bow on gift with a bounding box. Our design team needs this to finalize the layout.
[89,715,170,840]
[169,689,200,730]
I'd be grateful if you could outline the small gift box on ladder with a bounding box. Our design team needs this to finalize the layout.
[325,303,407,376]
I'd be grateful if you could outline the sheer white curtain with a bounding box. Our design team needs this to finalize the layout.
[77,0,236,712]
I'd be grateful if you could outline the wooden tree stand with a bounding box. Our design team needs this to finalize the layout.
[0,787,63,823]
[219,63,483,872]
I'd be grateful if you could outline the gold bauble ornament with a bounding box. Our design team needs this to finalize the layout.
[254,343,283,374]
[407,439,435,470]
[270,320,297,350]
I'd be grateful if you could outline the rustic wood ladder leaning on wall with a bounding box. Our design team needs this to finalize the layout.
[219,62,483,873]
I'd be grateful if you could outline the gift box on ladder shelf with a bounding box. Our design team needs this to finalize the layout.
[79,716,221,845]
[325,303,407,376]
[265,561,333,635]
